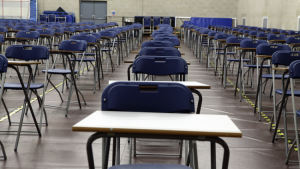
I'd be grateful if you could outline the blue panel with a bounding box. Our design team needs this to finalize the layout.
[191,17,232,28]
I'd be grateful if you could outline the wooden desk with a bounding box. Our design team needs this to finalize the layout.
[273,67,289,71]
[109,80,211,89]
[8,61,41,65]
[73,111,242,169]
[124,60,191,65]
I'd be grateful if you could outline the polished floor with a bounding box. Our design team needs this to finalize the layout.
[0,37,299,169]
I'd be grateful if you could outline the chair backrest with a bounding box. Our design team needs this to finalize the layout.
[257,32,273,38]
[153,37,180,46]
[101,82,194,113]
[70,35,97,43]
[99,31,116,38]
[141,41,174,48]
[16,31,40,39]
[79,32,101,39]
[0,26,7,33]
[249,31,257,36]
[0,34,4,43]
[63,27,75,33]
[6,45,49,60]
[75,26,84,31]
[48,14,56,22]
[0,54,8,73]
[40,14,47,22]
[143,17,151,27]
[35,29,55,35]
[286,36,300,44]
[256,44,291,55]
[153,17,161,27]
[289,30,300,36]
[240,39,268,48]
[162,17,171,25]
[226,37,250,43]
[214,33,235,40]
[132,56,187,75]
[272,51,300,66]
[267,34,287,41]
[13,26,29,31]
[139,47,181,57]
[289,60,300,78]
[29,25,42,30]
[59,40,87,51]
[155,34,178,38]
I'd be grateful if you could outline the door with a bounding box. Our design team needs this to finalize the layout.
[94,2,107,24]
[80,1,107,24]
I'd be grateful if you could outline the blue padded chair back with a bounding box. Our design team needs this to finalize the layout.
[1,23,14,28]
[0,26,7,33]
[271,29,280,33]
[0,54,8,73]
[53,28,64,34]
[42,25,53,29]
[151,32,170,37]
[155,34,177,38]
[70,35,97,43]
[99,31,116,38]
[238,29,244,33]
[257,32,273,38]
[0,34,4,43]
[200,29,211,34]
[226,37,250,43]
[141,41,174,48]
[256,44,291,55]
[153,37,180,46]
[289,30,300,36]
[75,26,84,31]
[249,31,257,36]
[78,32,101,39]
[59,40,87,51]
[102,82,194,113]
[35,29,54,35]
[139,47,181,57]
[6,45,49,60]
[240,39,268,48]
[232,28,239,32]
[272,51,300,66]
[214,34,234,40]
[267,34,287,40]
[243,30,250,34]
[280,30,289,34]
[84,25,92,30]
[153,17,161,27]
[163,18,171,25]
[143,17,151,27]
[63,27,75,32]
[256,28,263,31]
[286,36,300,44]
[208,31,217,37]
[289,60,300,78]
[16,31,40,39]
[133,56,187,75]
[29,25,42,30]
[13,26,29,31]
[53,24,61,28]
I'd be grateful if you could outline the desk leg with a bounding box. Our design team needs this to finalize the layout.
[235,51,243,97]
[190,89,202,114]
[116,137,120,165]
[211,142,216,169]
[189,140,194,169]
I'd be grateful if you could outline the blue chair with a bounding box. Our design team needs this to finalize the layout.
[163,17,171,25]
[75,26,84,32]
[13,26,29,31]
[63,27,75,38]
[0,26,7,37]
[143,17,152,33]
[99,31,116,74]
[257,32,273,40]
[70,34,102,92]
[48,14,56,22]
[15,31,40,45]
[253,44,291,120]
[4,45,50,150]
[0,23,14,29]
[29,25,42,30]
[153,17,161,27]
[141,41,174,48]
[138,47,181,58]
[289,30,300,36]
[0,54,7,160]
[35,29,55,48]
[42,40,87,116]
[267,34,287,43]
[153,37,180,46]
[40,14,47,22]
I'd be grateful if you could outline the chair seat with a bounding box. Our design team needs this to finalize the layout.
[243,65,271,68]
[109,164,191,169]
[228,59,250,62]
[42,69,78,74]
[78,53,95,56]
[262,74,289,79]
[275,89,300,96]
[70,58,95,62]
[102,49,113,51]
[0,83,44,90]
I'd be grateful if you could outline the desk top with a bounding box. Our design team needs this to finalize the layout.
[40,34,54,37]
[124,60,190,65]
[4,37,33,41]
[268,40,286,42]
[72,111,242,137]
[255,55,272,58]
[8,61,41,65]
[273,67,289,71]
[109,80,211,89]
[224,43,240,45]
[49,50,83,54]
[289,43,300,46]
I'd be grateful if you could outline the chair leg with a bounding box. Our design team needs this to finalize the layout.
[0,140,6,160]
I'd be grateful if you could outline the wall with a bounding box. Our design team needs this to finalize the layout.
[38,0,238,25]
[236,0,300,30]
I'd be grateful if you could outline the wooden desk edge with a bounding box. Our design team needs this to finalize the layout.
[8,61,41,65]
[272,67,289,71]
